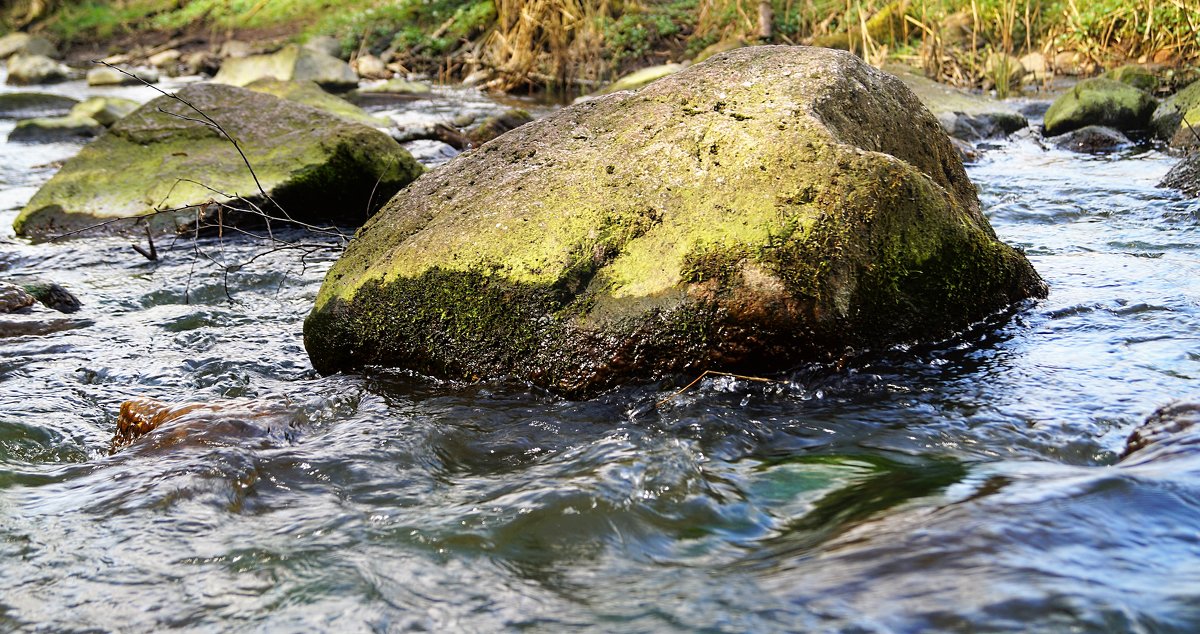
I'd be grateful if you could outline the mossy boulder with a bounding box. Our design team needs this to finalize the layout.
[1103,64,1159,93]
[0,92,77,119]
[1151,79,1200,147]
[8,113,103,143]
[213,45,358,92]
[14,83,423,239]
[1043,78,1156,136]
[244,78,387,127]
[304,46,1045,396]
[886,64,1027,140]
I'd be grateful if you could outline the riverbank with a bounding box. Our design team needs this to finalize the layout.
[3,0,1198,96]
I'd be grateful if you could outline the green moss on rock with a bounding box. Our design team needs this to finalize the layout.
[1044,77,1157,136]
[305,46,1045,396]
[1152,79,1200,146]
[13,83,423,239]
[244,78,388,127]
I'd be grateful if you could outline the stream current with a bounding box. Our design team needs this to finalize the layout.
[0,75,1198,632]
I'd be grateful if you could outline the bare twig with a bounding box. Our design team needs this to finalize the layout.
[130,224,158,261]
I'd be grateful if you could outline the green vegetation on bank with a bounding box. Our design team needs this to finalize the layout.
[3,0,1198,92]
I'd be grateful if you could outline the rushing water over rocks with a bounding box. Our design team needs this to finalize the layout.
[1,75,1199,631]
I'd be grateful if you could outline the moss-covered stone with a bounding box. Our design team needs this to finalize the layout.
[1043,77,1157,136]
[13,83,423,239]
[7,113,103,143]
[213,44,358,91]
[596,63,685,95]
[304,46,1045,396]
[1103,64,1159,93]
[1152,79,1200,147]
[886,64,1027,140]
[244,78,388,126]
[70,96,139,126]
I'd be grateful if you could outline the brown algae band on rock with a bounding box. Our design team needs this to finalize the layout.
[14,83,423,239]
[304,46,1046,396]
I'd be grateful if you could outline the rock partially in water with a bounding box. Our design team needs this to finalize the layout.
[70,96,140,127]
[213,44,358,92]
[1048,125,1132,154]
[22,282,81,313]
[467,109,534,146]
[0,281,35,313]
[85,65,159,86]
[244,78,387,127]
[1159,152,1200,197]
[1151,79,1200,147]
[13,83,424,239]
[0,33,58,60]
[1121,402,1200,463]
[1043,78,1156,136]
[7,113,102,143]
[304,46,1046,396]
[886,64,1027,141]
[5,53,70,85]
[0,92,78,119]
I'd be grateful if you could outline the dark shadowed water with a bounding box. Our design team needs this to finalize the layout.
[1,76,1198,632]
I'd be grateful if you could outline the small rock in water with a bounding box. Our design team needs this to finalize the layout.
[86,65,158,86]
[22,282,81,313]
[0,281,36,313]
[1160,152,1200,197]
[1049,125,1132,154]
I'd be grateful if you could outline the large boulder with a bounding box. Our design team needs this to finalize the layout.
[1043,78,1156,136]
[213,45,358,91]
[0,92,78,119]
[5,53,69,85]
[14,83,424,239]
[0,33,57,60]
[886,64,1027,140]
[304,46,1046,396]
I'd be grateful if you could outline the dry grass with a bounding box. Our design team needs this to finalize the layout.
[481,0,614,92]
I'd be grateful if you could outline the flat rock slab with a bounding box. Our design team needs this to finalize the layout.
[305,46,1045,396]
[14,83,423,239]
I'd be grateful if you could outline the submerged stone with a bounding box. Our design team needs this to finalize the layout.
[1043,78,1156,136]
[13,83,423,239]
[304,46,1045,396]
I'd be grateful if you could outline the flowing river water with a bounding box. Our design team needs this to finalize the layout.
[0,73,1198,632]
